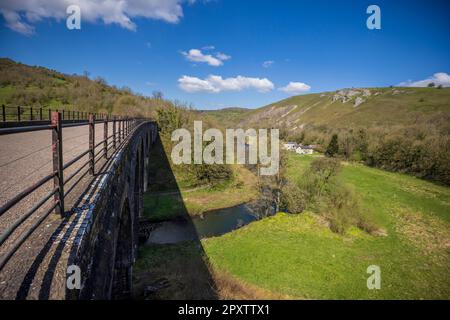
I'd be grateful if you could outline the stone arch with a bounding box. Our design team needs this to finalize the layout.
[111,198,133,299]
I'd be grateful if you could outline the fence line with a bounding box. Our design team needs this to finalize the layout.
[1,104,112,123]
[0,111,150,271]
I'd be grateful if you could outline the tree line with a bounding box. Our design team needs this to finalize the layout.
[287,122,450,185]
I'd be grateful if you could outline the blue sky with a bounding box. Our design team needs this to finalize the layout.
[0,0,449,110]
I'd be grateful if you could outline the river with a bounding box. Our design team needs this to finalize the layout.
[146,203,262,244]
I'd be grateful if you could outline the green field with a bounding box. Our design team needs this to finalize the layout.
[201,154,450,299]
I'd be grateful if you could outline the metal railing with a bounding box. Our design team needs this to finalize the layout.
[0,111,148,271]
[1,104,108,123]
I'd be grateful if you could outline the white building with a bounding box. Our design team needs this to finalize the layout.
[283,142,298,150]
[295,145,314,155]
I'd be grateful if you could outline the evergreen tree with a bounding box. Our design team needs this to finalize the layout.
[325,134,339,157]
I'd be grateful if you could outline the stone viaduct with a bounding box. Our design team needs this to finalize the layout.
[65,121,157,299]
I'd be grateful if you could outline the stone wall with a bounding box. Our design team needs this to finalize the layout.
[66,121,157,299]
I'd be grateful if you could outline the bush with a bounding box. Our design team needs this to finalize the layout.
[281,182,306,214]
[194,163,234,187]
[282,158,378,234]
[325,184,377,234]
[155,104,185,136]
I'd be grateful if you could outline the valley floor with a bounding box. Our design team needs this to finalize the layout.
[134,154,450,299]
[203,155,450,299]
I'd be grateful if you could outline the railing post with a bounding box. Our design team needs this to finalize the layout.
[89,114,95,175]
[113,116,116,150]
[51,111,64,217]
[121,118,124,141]
[120,118,125,141]
[2,104,5,122]
[30,107,33,121]
[121,117,124,141]
[17,106,21,122]
[48,109,51,121]
[104,116,108,159]
[62,110,65,120]
[117,117,120,144]
[39,108,43,121]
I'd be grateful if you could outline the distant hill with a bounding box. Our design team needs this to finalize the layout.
[0,58,169,117]
[232,87,450,131]
[210,87,450,184]
[200,107,251,128]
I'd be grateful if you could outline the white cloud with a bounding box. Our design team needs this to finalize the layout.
[181,49,223,66]
[262,60,274,68]
[398,72,450,87]
[202,45,215,50]
[0,0,188,35]
[181,48,231,66]
[216,52,231,61]
[279,82,311,94]
[178,75,274,93]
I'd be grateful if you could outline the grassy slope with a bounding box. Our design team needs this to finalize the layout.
[0,85,15,104]
[0,58,164,117]
[216,87,450,130]
[134,241,291,299]
[201,107,251,128]
[202,154,450,299]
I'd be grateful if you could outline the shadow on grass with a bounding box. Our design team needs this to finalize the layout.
[133,134,218,299]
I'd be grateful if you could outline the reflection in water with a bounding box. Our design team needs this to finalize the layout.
[147,203,260,244]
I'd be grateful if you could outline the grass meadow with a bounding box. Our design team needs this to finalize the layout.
[201,154,450,299]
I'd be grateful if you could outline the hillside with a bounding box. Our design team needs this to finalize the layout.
[0,58,169,118]
[200,107,251,128]
[236,87,450,131]
[209,87,450,184]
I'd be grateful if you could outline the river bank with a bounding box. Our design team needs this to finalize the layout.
[143,164,259,222]
[133,201,281,299]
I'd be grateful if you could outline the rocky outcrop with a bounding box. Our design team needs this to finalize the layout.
[354,97,365,107]
[332,88,372,104]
